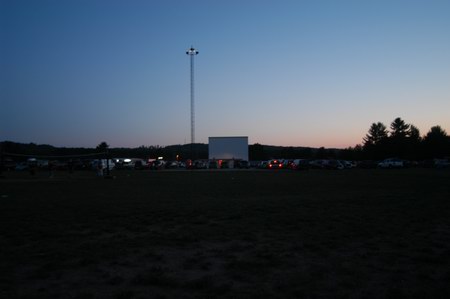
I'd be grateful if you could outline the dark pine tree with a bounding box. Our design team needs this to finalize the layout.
[388,117,411,158]
[363,122,388,159]
[423,126,449,158]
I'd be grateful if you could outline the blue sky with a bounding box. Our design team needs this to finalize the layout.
[1,0,450,148]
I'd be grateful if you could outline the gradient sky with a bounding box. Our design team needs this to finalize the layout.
[1,0,450,148]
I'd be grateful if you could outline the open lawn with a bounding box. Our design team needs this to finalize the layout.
[1,169,450,298]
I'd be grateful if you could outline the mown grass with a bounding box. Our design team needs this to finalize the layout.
[1,169,450,298]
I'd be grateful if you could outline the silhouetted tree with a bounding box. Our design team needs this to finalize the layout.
[363,122,388,147]
[362,118,449,160]
[390,117,410,139]
[424,126,447,140]
[388,117,411,158]
[408,125,421,141]
[339,145,364,161]
[363,122,388,159]
[405,124,422,160]
[423,126,449,158]
[352,144,364,160]
[96,142,109,152]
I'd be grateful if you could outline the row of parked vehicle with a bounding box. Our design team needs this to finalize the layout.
[3,158,117,172]
[259,158,450,170]
[144,158,449,170]
[258,159,354,170]
[3,157,449,172]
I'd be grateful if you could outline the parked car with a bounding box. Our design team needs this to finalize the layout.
[267,159,283,169]
[291,159,310,170]
[134,159,147,170]
[114,158,134,169]
[324,159,344,170]
[15,162,29,171]
[235,160,249,169]
[220,160,230,169]
[433,158,450,169]
[258,161,268,169]
[282,160,293,169]
[185,159,194,169]
[340,160,356,169]
[153,160,166,170]
[194,160,207,169]
[309,159,326,169]
[165,161,179,169]
[249,161,260,168]
[208,160,219,169]
[358,160,377,169]
[91,159,115,171]
[378,158,404,168]
[3,158,16,171]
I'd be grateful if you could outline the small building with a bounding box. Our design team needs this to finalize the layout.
[208,136,249,164]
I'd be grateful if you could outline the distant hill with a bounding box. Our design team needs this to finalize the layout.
[1,141,347,161]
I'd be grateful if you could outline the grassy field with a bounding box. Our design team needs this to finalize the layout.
[1,169,450,298]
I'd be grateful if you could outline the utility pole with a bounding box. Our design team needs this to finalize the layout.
[186,46,199,145]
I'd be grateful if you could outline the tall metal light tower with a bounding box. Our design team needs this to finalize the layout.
[186,46,199,144]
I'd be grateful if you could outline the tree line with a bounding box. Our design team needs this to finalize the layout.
[1,117,449,162]
[360,117,449,160]
[249,117,449,161]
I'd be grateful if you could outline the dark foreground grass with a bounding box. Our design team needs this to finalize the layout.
[1,169,450,298]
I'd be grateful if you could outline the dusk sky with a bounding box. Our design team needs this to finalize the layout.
[1,0,450,149]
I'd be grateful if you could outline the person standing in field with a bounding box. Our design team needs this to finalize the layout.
[68,159,74,175]
[48,160,54,178]
[97,160,103,177]
[28,158,37,176]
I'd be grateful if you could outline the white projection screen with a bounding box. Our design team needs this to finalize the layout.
[208,137,248,160]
